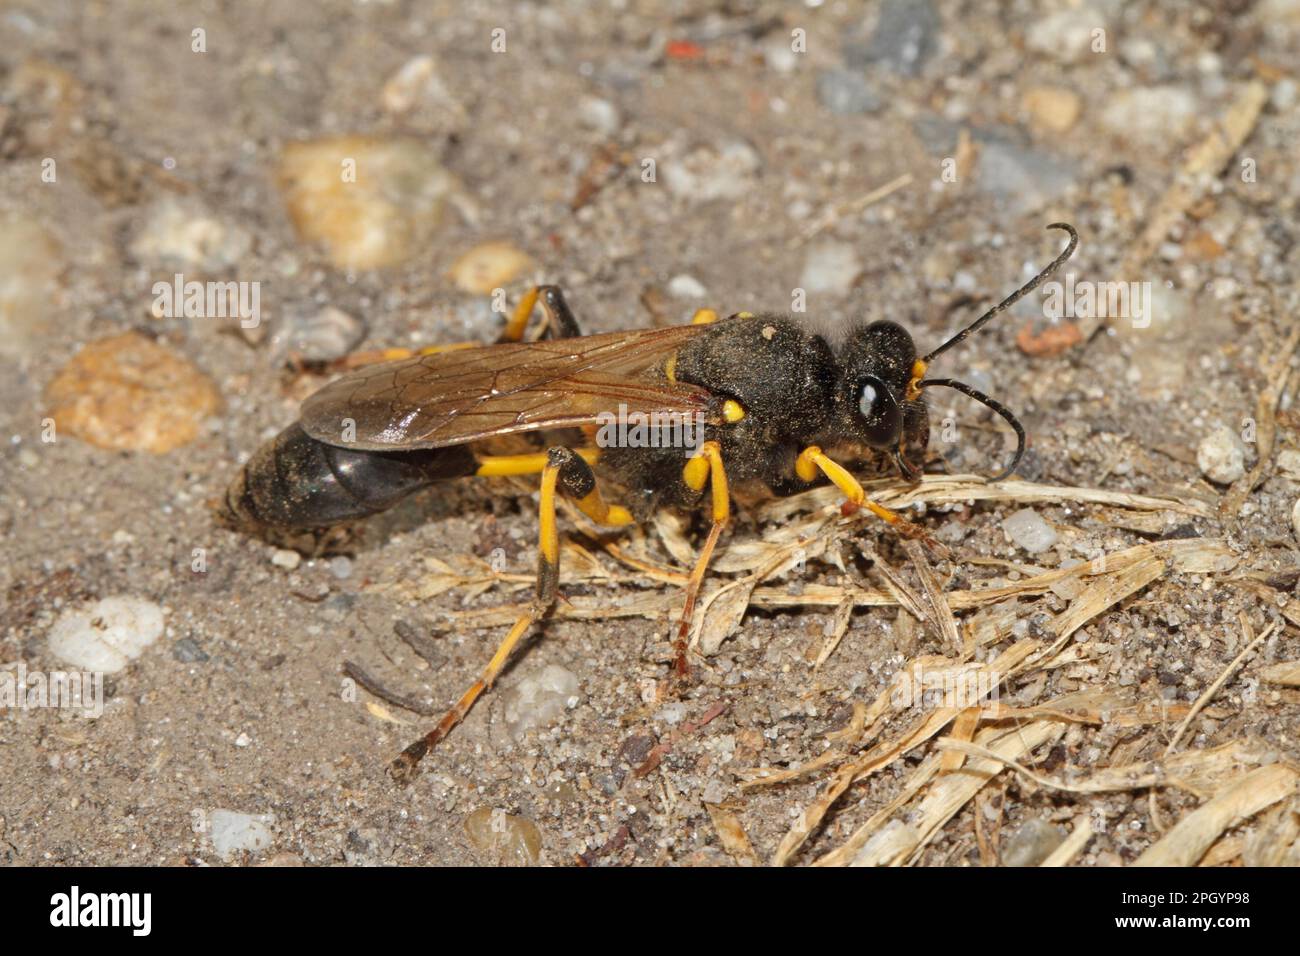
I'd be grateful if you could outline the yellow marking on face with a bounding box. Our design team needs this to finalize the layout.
[722,399,746,423]
[664,353,678,383]
[736,311,754,319]
[906,357,929,400]
[690,308,719,325]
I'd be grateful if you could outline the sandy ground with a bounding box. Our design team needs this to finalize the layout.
[2,1,1299,866]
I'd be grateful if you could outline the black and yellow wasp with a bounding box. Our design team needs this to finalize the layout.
[223,223,1078,782]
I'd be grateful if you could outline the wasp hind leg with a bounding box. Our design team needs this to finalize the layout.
[389,446,631,783]
[335,285,585,371]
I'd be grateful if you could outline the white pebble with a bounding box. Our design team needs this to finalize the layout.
[271,548,301,570]
[655,702,688,726]
[1002,509,1058,553]
[577,96,621,135]
[47,596,164,672]
[667,274,707,299]
[1025,8,1105,63]
[501,664,581,741]
[1277,449,1300,483]
[799,242,862,296]
[1196,425,1246,485]
[208,810,275,859]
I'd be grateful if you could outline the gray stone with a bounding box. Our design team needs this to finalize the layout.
[816,70,882,115]
[845,0,941,76]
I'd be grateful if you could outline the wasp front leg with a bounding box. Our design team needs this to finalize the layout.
[794,446,945,555]
[389,446,631,783]
[672,440,731,677]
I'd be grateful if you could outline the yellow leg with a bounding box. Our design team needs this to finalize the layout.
[500,286,541,343]
[389,447,631,782]
[333,342,474,369]
[345,284,565,374]
[795,445,929,538]
[475,447,600,477]
[674,440,730,676]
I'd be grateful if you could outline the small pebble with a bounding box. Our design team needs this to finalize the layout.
[1291,500,1300,545]
[501,664,580,741]
[1022,86,1081,132]
[463,807,542,865]
[129,196,252,272]
[1276,449,1300,483]
[1002,508,1058,553]
[762,36,800,74]
[800,242,861,296]
[1002,817,1066,866]
[271,549,301,570]
[1100,87,1198,148]
[815,69,882,115]
[172,638,209,664]
[576,96,621,135]
[45,332,221,454]
[328,556,353,580]
[1196,425,1246,485]
[656,702,688,726]
[48,596,165,672]
[278,305,366,363]
[663,139,761,203]
[448,241,535,295]
[209,810,275,860]
[380,55,461,125]
[975,136,1077,215]
[1272,78,1297,112]
[278,136,468,270]
[1025,8,1105,63]
[667,274,707,299]
[845,0,940,75]
[0,215,62,356]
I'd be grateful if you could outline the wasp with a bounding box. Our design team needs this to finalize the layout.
[222,223,1078,783]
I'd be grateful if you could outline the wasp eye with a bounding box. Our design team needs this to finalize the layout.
[859,382,879,417]
[854,375,901,448]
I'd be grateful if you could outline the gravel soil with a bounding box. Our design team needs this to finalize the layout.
[2,1,1298,866]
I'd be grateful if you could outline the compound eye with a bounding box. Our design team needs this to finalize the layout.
[856,376,901,447]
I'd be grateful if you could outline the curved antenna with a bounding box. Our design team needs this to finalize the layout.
[922,222,1078,364]
[919,377,1025,481]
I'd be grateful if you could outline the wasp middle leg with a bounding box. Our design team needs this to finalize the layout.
[389,445,631,783]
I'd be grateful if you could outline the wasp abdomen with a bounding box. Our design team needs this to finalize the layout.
[222,422,476,532]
